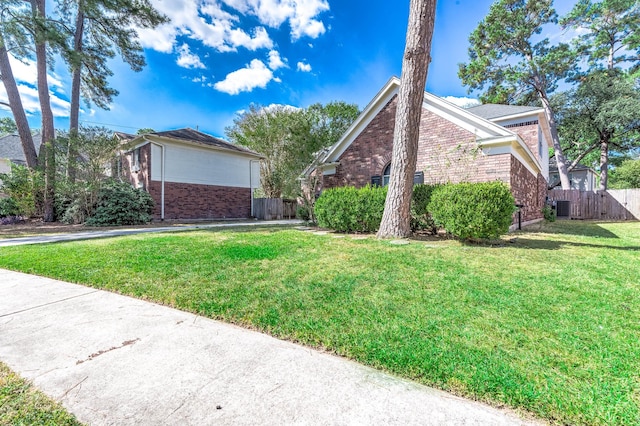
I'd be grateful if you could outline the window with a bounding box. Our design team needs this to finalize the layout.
[382,163,391,186]
[132,148,140,172]
[376,164,424,186]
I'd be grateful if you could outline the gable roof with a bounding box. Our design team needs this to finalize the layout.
[467,104,543,121]
[0,133,43,165]
[121,128,262,158]
[313,76,543,177]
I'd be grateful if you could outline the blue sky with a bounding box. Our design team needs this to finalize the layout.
[2,0,576,139]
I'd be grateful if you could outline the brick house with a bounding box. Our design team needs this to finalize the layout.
[310,77,551,226]
[116,128,262,220]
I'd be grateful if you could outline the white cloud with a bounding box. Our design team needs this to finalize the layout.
[222,0,330,40]
[0,53,70,118]
[139,0,274,53]
[177,43,206,69]
[8,55,64,91]
[214,59,275,95]
[297,61,312,72]
[443,96,480,108]
[192,76,208,83]
[0,84,70,118]
[268,50,287,70]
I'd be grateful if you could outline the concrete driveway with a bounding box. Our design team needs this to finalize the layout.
[0,269,542,425]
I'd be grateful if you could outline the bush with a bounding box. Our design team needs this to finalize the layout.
[542,205,556,222]
[0,197,21,218]
[296,205,311,221]
[85,180,154,226]
[315,185,387,233]
[429,182,515,240]
[0,164,44,218]
[411,184,441,232]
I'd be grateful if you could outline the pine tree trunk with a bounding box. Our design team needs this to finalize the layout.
[539,93,571,190]
[377,0,437,239]
[599,137,609,191]
[0,42,39,168]
[32,0,56,222]
[67,8,84,183]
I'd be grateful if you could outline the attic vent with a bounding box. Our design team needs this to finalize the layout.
[504,120,539,128]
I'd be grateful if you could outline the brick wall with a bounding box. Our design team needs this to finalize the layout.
[510,156,545,223]
[510,123,541,163]
[121,143,151,190]
[148,181,251,220]
[323,95,512,189]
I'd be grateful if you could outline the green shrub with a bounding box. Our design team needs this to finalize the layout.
[542,205,556,222]
[0,197,21,218]
[296,205,311,221]
[85,180,154,226]
[315,185,387,233]
[0,164,44,218]
[411,184,441,232]
[429,182,515,240]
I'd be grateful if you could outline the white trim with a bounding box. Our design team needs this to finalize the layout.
[490,109,544,123]
[423,93,514,139]
[322,77,401,163]
[478,136,541,177]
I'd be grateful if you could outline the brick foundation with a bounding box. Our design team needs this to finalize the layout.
[148,181,251,220]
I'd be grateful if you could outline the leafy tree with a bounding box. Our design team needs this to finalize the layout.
[58,0,167,181]
[554,70,640,189]
[609,158,640,189]
[561,0,639,72]
[458,0,576,190]
[227,102,359,199]
[0,117,17,134]
[561,0,640,189]
[378,0,437,238]
[0,2,39,168]
[136,128,155,135]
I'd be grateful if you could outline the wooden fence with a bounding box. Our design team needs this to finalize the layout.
[253,198,298,220]
[547,189,640,220]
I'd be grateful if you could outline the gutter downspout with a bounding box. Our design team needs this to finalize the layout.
[149,140,165,221]
[249,159,260,217]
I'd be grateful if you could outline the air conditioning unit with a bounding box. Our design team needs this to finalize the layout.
[556,200,571,218]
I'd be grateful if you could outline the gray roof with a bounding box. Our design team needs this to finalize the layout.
[0,133,43,165]
[466,104,542,120]
[123,128,261,157]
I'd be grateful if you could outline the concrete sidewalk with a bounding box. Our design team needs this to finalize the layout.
[0,219,303,247]
[0,269,541,425]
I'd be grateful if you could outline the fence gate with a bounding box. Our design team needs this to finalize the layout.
[253,198,298,220]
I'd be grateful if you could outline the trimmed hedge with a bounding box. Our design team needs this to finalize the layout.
[411,184,442,232]
[315,182,515,238]
[315,185,388,233]
[428,181,515,239]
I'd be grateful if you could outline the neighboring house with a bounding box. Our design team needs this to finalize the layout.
[309,77,551,225]
[0,133,43,195]
[116,128,262,220]
[549,160,598,191]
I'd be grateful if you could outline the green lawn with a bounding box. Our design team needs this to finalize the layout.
[0,362,83,425]
[0,221,638,425]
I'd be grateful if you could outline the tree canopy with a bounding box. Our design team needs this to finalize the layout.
[458,0,576,189]
[226,102,359,198]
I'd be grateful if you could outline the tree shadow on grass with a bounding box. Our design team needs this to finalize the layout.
[504,238,640,252]
[520,220,621,239]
